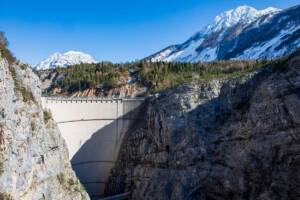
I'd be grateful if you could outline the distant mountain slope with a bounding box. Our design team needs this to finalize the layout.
[148,5,300,62]
[35,51,96,70]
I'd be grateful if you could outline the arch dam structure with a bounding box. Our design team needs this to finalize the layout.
[41,97,146,199]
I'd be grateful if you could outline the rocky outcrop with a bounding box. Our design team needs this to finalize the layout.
[106,51,300,199]
[0,53,89,199]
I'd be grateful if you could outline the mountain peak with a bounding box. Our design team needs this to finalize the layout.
[207,5,281,33]
[35,51,96,70]
[64,50,88,55]
[259,7,282,16]
[148,5,300,63]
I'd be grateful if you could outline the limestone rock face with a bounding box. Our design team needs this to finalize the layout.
[0,55,89,199]
[106,53,300,199]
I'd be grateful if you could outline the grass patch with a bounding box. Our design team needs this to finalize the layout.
[57,173,66,185]
[8,65,35,103]
[0,32,16,65]
[30,121,36,132]
[0,193,13,200]
[57,173,88,199]
[0,155,3,175]
[19,63,28,70]
[0,123,4,175]
[1,32,34,103]
[43,110,52,123]
[67,177,87,196]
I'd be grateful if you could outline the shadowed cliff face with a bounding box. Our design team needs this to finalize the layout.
[105,51,300,200]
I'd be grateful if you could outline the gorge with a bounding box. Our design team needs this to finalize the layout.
[0,3,300,200]
[106,50,300,199]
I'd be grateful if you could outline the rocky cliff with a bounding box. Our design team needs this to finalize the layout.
[106,50,300,199]
[0,41,89,199]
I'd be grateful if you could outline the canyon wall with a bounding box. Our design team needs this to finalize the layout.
[0,52,89,199]
[106,52,300,200]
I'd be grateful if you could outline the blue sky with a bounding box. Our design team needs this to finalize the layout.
[0,0,299,65]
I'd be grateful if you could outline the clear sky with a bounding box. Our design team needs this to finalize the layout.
[0,0,299,65]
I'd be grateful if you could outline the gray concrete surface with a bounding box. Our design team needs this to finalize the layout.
[42,97,145,199]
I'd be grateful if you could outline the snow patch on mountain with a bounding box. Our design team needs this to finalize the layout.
[234,24,300,60]
[206,6,280,34]
[259,7,281,16]
[35,51,96,70]
[149,5,285,62]
[150,47,176,62]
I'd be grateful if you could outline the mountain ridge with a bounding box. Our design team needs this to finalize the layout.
[35,51,96,70]
[147,5,300,62]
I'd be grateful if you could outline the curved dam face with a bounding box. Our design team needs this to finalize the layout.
[41,97,145,199]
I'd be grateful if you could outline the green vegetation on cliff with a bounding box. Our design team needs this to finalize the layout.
[53,62,130,93]
[8,65,35,102]
[0,32,16,65]
[46,59,268,95]
[0,32,34,102]
[139,60,267,93]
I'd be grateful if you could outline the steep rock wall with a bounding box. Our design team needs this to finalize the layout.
[0,54,90,200]
[106,53,300,199]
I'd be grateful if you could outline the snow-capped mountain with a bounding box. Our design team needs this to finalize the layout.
[35,51,96,70]
[148,5,300,62]
[205,6,280,35]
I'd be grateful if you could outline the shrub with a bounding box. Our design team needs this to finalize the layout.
[30,121,36,132]
[57,173,66,185]
[43,110,52,123]
[20,63,28,70]
[0,123,4,175]
[0,193,13,200]
[0,32,16,64]
[8,65,35,103]
[0,32,34,102]
[57,173,88,199]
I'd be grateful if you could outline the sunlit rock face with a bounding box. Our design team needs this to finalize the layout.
[106,51,300,200]
[0,50,89,199]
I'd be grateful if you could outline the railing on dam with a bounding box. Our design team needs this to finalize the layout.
[41,96,146,199]
[42,96,145,101]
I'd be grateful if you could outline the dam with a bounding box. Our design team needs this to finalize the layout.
[41,97,146,199]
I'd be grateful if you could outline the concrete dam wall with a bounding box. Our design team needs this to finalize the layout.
[41,97,145,199]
